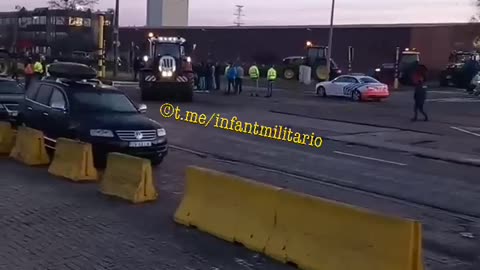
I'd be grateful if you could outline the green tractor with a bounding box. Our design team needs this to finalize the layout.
[282,42,342,81]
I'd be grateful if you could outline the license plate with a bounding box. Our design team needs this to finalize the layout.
[129,141,152,147]
[9,111,18,117]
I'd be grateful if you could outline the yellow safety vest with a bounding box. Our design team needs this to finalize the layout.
[249,65,259,79]
[267,68,277,81]
[33,62,43,74]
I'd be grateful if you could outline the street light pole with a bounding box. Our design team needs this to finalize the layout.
[113,0,120,77]
[326,0,336,79]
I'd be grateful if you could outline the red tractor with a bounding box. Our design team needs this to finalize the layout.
[139,36,195,101]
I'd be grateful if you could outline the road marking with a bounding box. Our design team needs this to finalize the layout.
[333,151,407,166]
[428,90,465,94]
[451,126,480,137]
[427,98,480,102]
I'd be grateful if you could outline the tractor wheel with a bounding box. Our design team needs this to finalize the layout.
[315,65,329,81]
[283,68,296,80]
[0,59,10,76]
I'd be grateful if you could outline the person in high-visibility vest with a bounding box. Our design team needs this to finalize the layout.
[266,65,277,98]
[33,57,44,79]
[248,63,260,97]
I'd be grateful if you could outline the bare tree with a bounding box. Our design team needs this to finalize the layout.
[47,0,99,10]
[472,0,480,21]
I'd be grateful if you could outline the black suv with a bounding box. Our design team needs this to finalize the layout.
[17,63,168,167]
[0,76,24,121]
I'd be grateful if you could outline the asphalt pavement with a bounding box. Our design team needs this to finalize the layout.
[1,81,479,269]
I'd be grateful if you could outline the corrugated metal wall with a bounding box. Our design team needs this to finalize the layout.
[120,24,479,74]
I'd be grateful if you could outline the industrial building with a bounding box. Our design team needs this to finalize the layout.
[0,7,113,56]
[146,0,189,27]
[120,23,480,75]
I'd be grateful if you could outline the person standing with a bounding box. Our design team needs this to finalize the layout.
[235,63,244,94]
[214,62,221,90]
[199,62,207,90]
[10,58,18,81]
[23,58,34,90]
[226,63,237,95]
[33,56,44,80]
[210,63,217,90]
[205,62,213,91]
[224,62,231,91]
[133,56,141,81]
[248,62,260,97]
[412,78,429,121]
[266,65,277,98]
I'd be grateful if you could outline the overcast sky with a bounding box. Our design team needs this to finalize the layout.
[0,0,475,26]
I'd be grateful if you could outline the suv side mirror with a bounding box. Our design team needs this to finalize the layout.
[138,104,147,113]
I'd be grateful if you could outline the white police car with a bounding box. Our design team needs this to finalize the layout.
[315,75,390,101]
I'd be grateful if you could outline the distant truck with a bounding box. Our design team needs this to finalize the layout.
[372,48,427,86]
[139,36,195,101]
[439,50,480,88]
[282,42,342,81]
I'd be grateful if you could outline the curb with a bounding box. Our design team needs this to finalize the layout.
[325,136,480,167]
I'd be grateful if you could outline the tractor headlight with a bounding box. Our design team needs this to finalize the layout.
[161,71,173,77]
[375,68,381,72]
[143,55,149,62]
[186,56,191,63]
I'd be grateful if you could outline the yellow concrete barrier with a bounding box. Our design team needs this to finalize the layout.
[174,166,281,252]
[9,126,50,165]
[265,189,423,270]
[0,121,15,154]
[174,167,424,270]
[99,152,157,203]
[48,138,98,182]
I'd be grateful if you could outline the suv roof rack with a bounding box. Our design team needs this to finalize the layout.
[47,61,98,81]
[42,76,104,87]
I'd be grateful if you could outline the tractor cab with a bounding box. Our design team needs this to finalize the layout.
[139,34,195,102]
[399,49,420,69]
[305,46,327,66]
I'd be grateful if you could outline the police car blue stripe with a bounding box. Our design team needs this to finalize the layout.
[343,83,368,96]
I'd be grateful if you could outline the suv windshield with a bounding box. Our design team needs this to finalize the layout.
[0,81,24,94]
[71,91,138,113]
[155,43,180,58]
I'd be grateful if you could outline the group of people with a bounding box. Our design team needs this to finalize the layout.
[7,54,47,89]
[22,55,47,90]
[193,61,278,98]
